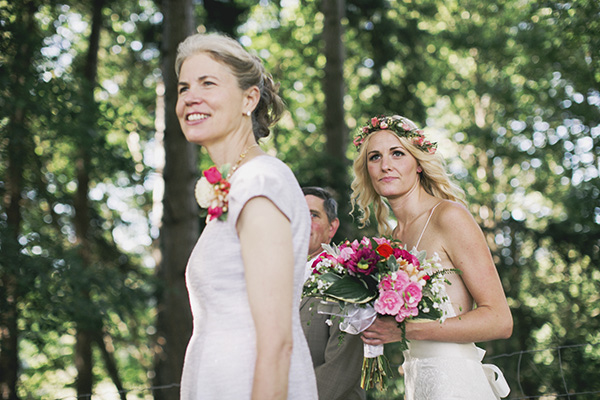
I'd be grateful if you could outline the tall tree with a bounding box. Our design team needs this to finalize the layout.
[72,0,105,395]
[153,0,195,398]
[0,1,40,398]
[321,0,352,238]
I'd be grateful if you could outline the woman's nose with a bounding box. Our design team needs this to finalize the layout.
[184,87,202,105]
[380,156,392,171]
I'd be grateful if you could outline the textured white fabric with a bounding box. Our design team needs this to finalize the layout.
[402,290,509,399]
[180,156,318,400]
[403,340,508,399]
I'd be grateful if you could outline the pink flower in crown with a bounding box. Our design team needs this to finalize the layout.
[353,136,363,147]
[401,122,412,131]
[413,134,425,146]
[375,290,404,315]
[402,282,423,306]
[428,146,437,154]
[379,120,389,129]
[203,166,222,184]
[394,249,420,267]
[362,126,369,134]
[371,117,379,127]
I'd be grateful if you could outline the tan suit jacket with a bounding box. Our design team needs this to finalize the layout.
[300,297,367,400]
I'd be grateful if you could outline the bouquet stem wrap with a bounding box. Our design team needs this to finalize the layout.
[318,302,387,389]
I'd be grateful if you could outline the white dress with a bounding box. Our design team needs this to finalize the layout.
[402,202,510,400]
[180,156,318,400]
[402,316,510,399]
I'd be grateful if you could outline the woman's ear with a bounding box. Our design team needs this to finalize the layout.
[243,85,260,115]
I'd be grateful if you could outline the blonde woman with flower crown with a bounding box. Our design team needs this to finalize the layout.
[353,115,513,399]
[175,32,317,400]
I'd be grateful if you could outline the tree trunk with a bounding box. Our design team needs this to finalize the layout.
[321,0,350,238]
[153,1,196,399]
[0,1,37,399]
[73,0,104,397]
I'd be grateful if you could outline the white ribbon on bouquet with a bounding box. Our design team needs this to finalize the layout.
[317,301,383,358]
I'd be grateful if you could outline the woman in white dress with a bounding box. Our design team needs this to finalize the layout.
[175,33,318,400]
[352,115,513,399]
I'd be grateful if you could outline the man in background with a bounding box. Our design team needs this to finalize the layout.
[300,187,366,400]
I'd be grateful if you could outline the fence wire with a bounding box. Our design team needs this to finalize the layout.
[49,343,600,400]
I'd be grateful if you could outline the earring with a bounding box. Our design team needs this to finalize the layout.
[417,166,423,173]
[244,111,251,116]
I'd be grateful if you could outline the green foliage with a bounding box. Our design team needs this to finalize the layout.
[2,0,599,397]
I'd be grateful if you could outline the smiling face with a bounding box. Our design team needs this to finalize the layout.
[366,130,422,199]
[176,53,254,147]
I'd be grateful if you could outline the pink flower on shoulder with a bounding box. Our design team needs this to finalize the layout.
[203,166,222,184]
[374,290,404,315]
[207,206,223,220]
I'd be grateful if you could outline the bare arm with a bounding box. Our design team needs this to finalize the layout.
[237,196,294,400]
[363,202,513,345]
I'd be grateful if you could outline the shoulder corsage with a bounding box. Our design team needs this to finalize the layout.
[195,165,231,223]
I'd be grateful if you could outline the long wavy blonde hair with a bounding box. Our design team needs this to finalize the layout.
[350,115,465,236]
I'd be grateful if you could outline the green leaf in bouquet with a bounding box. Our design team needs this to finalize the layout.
[324,275,378,304]
[415,249,427,264]
[415,296,444,320]
[386,255,398,272]
[320,271,342,283]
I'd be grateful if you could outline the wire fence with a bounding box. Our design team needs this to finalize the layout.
[486,343,600,400]
[48,343,600,400]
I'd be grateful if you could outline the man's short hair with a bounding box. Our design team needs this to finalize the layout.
[302,186,338,223]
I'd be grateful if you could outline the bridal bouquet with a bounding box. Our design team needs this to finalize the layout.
[303,236,454,390]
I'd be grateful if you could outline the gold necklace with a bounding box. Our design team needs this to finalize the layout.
[227,143,259,179]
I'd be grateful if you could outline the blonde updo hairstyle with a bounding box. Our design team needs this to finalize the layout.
[350,115,465,236]
[175,33,285,141]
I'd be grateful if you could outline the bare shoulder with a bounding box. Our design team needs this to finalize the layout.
[434,200,474,224]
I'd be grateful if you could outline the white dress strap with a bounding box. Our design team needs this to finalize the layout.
[415,201,444,249]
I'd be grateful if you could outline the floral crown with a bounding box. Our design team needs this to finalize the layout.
[353,115,437,154]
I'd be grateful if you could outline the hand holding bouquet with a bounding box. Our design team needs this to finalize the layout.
[303,236,456,390]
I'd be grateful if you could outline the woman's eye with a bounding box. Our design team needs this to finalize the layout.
[368,154,381,162]
[393,150,405,157]
[178,86,188,94]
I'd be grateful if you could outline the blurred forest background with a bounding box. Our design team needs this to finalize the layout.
[1,0,599,399]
